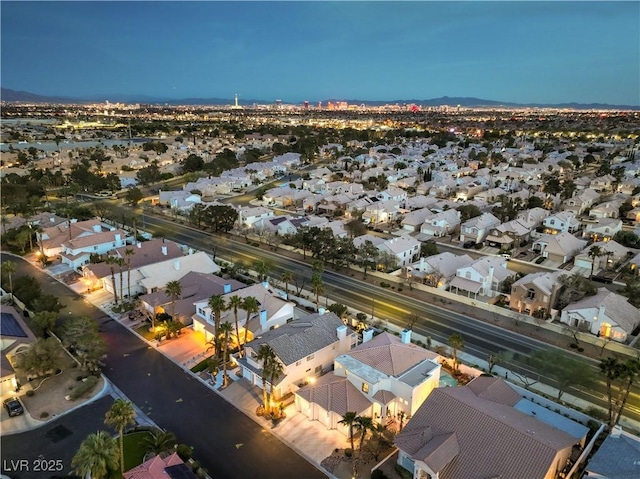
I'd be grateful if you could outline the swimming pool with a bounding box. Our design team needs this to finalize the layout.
[439,371,458,387]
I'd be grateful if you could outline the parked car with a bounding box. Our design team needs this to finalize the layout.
[462,240,476,249]
[3,397,24,417]
[592,275,613,284]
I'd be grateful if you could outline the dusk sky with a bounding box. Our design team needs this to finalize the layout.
[1,1,639,106]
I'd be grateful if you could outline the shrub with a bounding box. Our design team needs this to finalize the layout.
[40,411,49,419]
[69,375,98,400]
[394,464,413,479]
[577,347,584,352]
[344,448,353,458]
[371,470,388,479]
[176,444,193,461]
[569,343,578,349]
[26,390,35,397]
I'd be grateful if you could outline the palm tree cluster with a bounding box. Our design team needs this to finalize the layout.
[600,356,640,428]
[256,344,284,416]
[339,412,390,477]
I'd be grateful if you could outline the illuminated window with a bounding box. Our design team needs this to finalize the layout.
[306,354,314,361]
[362,383,369,393]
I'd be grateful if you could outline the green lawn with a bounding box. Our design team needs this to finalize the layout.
[135,324,156,341]
[122,430,153,472]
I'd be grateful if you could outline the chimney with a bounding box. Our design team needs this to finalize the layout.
[401,329,412,344]
[318,307,326,315]
[337,324,347,341]
[362,328,374,343]
[223,283,231,294]
[611,425,622,438]
[137,242,142,248]
[598,304,606,322]
[162,245,168,255]
[419,257,425,269]
[259,310,268,328]
[93,224,101,233]
[188,248,194,255]
[173,260,180,271]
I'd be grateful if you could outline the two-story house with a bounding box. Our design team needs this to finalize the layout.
[395,377,588,479]
[449,256,515,298]
[509,271,564,317]
[60,228,131,271]
[406,253,473,288]
[378,236,421,268]
[583,218,623,241]
[542,212,580,234]
[238,312,357,400]
[560,288,640,343]
[573,240,629,274]
[485,219,533,250]
[295,331,441,435]
[238,206,275,227]
[531,233,587,264]
[459,213,501,244]
[192,282,294,347]
[420,210,461,237]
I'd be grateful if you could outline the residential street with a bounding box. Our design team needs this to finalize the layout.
[0,253,328,479]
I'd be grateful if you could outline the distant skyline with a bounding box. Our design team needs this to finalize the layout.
[1,1,639,106]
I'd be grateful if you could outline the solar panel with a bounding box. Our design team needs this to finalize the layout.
[165,463,197,479]
[0,312,27,337]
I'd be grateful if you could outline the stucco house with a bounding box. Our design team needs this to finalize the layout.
[1,304,36,395]
[459,213,501,244]
[420,210,461,237]
[542,212,580,234]
[573,240,629,274]
[406,253,473,288]
[449,256,515,298]
[560,288,640,343]
[395,377,588,479]
[583,218,623,241]
[531,233,588,264]
[295,331,441,435]
[485,219,533,250]
[238,312,357,400]
[509,271,564,317]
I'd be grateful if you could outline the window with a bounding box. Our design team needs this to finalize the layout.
[361,383,369,393]
[465,272,471,279]
[296,360,301,366]
[526,288,536,300]
[306,354,314,362]
[315,365,322,374]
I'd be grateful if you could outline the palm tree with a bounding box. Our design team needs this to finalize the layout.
[1,261,16,303]
[228,295,243,350]
[339,411,361,477]
[256,344,276,414]
[267,355,284,413]
[219,321,234,387]
[104,398,136,475]
[371,423,389,460]
[449,333,464,373]
[165,280,182,323]
[253,259,270,283]
[600,357,622,427]
[311,271,324,310]
[280,271,293,299]
[116,257,125,305]
[588,245,603,278]
[208,294,228,359]
[124,247,134,299]
[105,256,119,304]
[355,415,374,452]
[72,431,119,479]
[141,429,177,456]
[241,296,259,357]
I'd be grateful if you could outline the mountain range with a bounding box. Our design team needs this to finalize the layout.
[1,87,637,110]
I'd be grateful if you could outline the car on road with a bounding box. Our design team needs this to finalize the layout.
[3,397,24,417]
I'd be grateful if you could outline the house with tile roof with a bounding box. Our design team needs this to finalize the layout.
[60,227,132,271]
[459,212,501,244]
[82,238,184,296]
[560,288,640,343]
[531,232,588,264]
[406,253,473,288]
[420,210,461,238]
[516,207,551,227]
[542,211,580,234]
[449,256,515,298]
[584,426,640,479]
[123,452,194,479]
[295,331,441,436]
[192,282,294,346]
[378,236,421,268]
[485,218,533,250]
[583,218,623,241]
[589,200,623,220]
[573,240,629,274]
[136,251,221,295]
[395,377,588,479]
[38,218,118,259]
[237,206,275,227]
[138,272,245,325]
[401,208,435,232]
[563,189,600,216]
[238,312,357,400]
[509,271,564,317]
[0,304,36,395]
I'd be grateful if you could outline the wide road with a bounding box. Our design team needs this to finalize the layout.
[140,213,640,423]
[0,253,327,479]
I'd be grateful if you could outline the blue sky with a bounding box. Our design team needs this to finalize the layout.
[1,1,639,105]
